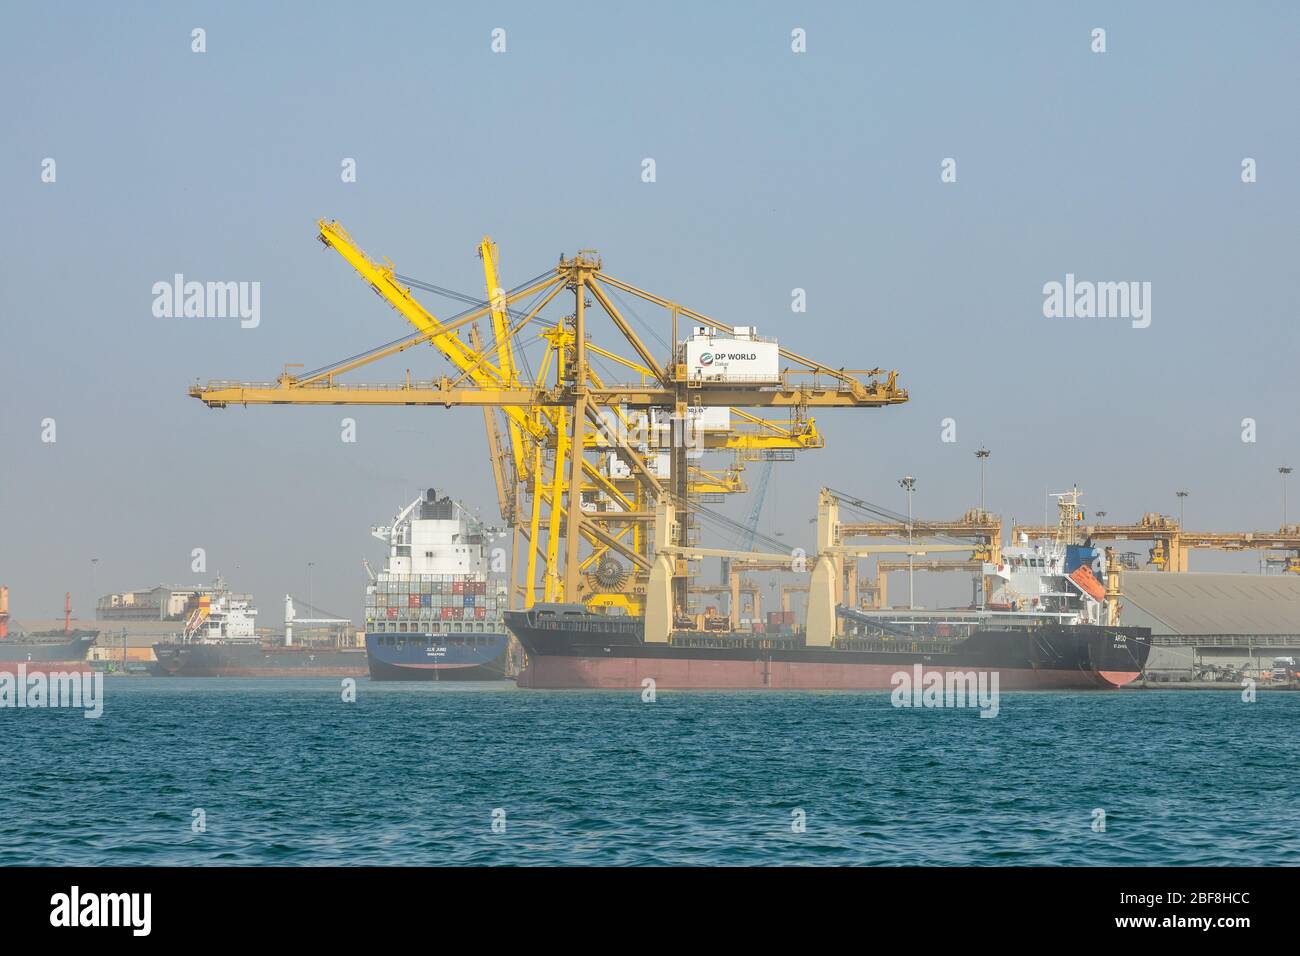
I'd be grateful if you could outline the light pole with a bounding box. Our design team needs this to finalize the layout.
[90,557,99,619]
[899,476,916,609]
[1281,467,1293,527]
[307,562,316,615]
[972,449,991,606]
[975,447,990,513]
[1176,490,1189,527]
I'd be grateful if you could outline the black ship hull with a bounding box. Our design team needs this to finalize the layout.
[151,642,368,677]
[505,605,1151,690]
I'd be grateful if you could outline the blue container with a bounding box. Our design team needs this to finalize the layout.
[1065,544,1099,574]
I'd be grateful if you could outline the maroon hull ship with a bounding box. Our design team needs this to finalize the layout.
[0,588,96,675]
[505,605,1151,691]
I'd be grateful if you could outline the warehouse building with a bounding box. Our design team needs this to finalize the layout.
[96,584,219,621]
[1121,572,1300,679]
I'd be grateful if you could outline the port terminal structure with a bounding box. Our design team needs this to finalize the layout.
[1012,515,1300,574]
[191,221,908,625]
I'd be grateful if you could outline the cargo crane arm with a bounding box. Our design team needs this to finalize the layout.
[189,220,911,613]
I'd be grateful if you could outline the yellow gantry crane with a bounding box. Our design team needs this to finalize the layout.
[190,220,908,619]
[1010,512,1300,573]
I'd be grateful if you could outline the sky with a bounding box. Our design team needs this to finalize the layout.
[2,1,1298,622]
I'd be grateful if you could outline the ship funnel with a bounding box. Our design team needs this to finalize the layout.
[425,488,437,503]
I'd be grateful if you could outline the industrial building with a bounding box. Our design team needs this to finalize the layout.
[96,584,218,621]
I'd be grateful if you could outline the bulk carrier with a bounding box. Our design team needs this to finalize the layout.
[363,489,512,680]
[0,588,97,674]
[152,582,367,677]
[507,491,1152,690]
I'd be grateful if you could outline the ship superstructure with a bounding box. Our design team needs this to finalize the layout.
[178,581,258,643]
[979,487,1116,626]
[0,588,97,673]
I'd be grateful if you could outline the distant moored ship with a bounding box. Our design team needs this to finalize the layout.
[364,489,512,680]
[152,582,367,677]
[0,588,97,673]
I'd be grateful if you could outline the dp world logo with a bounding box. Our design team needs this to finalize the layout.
[698,352,714,366]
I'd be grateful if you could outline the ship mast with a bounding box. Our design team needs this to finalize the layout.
[1050,486,1085,548]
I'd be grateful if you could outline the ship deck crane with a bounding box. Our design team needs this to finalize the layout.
[643,491,968,644]
[869,559,984,609]
[834,501,1002,608]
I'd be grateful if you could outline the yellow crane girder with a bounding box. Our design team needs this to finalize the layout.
[189,220,909,614]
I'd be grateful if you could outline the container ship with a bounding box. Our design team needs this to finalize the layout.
[364,489,512,680]
[152,583,367,677]
[507,492,1152,691]
[0,588,97,674]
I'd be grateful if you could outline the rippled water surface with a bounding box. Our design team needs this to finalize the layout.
[2,679,1296,865]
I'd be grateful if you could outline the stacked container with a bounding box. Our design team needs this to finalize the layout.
[365,571,504,633]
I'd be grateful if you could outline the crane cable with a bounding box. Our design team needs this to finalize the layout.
[299,271,554,383]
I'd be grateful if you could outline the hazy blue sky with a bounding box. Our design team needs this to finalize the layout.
[2,1,1297,621]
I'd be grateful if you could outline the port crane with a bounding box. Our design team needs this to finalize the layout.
[1010,513,1300,573]
[470,238,807,610]
[190,221,908,625]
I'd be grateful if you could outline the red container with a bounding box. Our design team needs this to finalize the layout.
[386,608,398,619]
[475,607,486,619]
[440,607,453,620]
[452,581,465,594]
[408,595,421,608]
